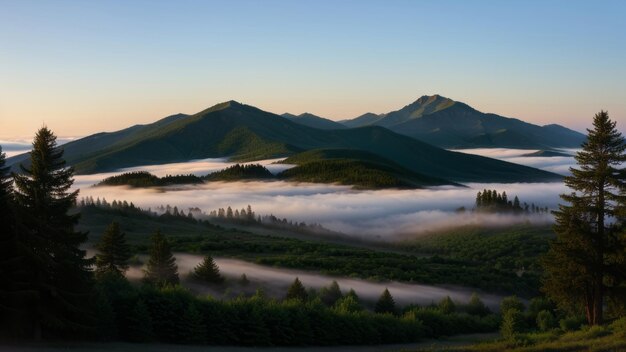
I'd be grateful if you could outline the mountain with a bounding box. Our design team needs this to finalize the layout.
[7,100,562,183]
[6,113,190,173]
[339,113,383,128]
[340,95,586,149]
[281,112,346,130]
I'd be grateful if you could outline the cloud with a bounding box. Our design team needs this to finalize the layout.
[451,148,578,175]
[1,137,82,158]
[117,157,295,177]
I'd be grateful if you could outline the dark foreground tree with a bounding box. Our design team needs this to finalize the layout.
[13,127,94,338]
[285,277,308,301]
[144,230,179,287]
[542,111,626,325]
[191,255,224,284]
[0,146,27,337]
[375,288,396,314]
[95,221,131,278]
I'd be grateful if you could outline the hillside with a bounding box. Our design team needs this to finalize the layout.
[282,112,347,130]
[339,112,383,128]
[340,95,586,149]
[7,101,563,183]
[203,163,275,181]
[97,171,203,187]
[280,148,455,188]
[201,155,452,189]
[279,159,449,189]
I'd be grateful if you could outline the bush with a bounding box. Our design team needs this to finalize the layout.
[609,316,626,337]
[500,296,525,315]
[584,325,610,338]
[465,293,491,317]
[536,310,556,331]
[438,296,456,314]
[501,309,524,340]
[559,316,584,332]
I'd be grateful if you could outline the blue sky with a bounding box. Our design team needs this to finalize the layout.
[1,0,625,137]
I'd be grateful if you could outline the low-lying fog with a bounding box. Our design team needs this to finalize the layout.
[125,253,505,309]
[452,148,577,175]
[72,151,574,238]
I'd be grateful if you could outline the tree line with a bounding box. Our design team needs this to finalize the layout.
[475,189,549,214]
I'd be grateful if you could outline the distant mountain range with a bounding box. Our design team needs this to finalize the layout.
[286,95,586,149]
[281,113,346,130]
[6,100,562,184]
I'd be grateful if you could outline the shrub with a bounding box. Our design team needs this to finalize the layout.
[536,310,556,331]
[438,296,456,314]
[466,293,491,317]
[584,325,609,338]
[559,316,584,332]
[333,295,362,313]
[500,309,524,340]
[500,296,525,315]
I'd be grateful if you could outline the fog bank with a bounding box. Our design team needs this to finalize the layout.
[452,148,578,175]
[125,253,505,309]
[76,173,566,238]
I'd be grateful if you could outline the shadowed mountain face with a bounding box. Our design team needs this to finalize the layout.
[339,113,383,128]
[7,100,562,183]
[281,112,346,130]
[339,95,586,149]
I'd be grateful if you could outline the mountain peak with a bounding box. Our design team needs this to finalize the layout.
[195,100,246,116]
[413,94,454,106]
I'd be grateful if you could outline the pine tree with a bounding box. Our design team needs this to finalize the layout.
[192,255,224,284]
[542,111,626,326]
[95,221,132,278]
[319,280,343,306]
[438,296,456,314]
[144,230,179,287]
[513,196,521,210]
[375,288,396,314]
[239,273,250,286]
[475,191,482,208]
[285,277,308,301]
[13,127,94,338]
[467,293,490,316]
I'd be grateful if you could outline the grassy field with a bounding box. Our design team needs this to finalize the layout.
[414,318,626,352]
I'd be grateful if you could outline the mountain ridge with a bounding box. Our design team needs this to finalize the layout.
[7,100,563,183]
[281,112,346,130]
[337,95,585,149]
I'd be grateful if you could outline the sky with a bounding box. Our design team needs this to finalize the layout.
[1,0,625,139]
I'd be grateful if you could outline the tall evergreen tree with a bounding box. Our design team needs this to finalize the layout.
[285,277,308,301]
[191,255,224,284]
[0,146,26,337]
[144,230,179,287]
[95,221,131,278]
[542,111,626,325]
[374,288,396,314]
[13,127,94,338]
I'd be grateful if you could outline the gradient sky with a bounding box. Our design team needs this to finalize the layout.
[1,0,625,139]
